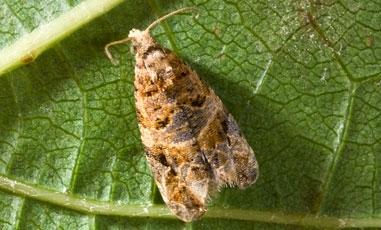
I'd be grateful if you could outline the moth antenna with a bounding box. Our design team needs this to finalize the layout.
[105,37,132,65]
[105,7,199,65]
[145,7,200,32]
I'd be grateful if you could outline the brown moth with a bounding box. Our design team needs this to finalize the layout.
[105,7,258,222]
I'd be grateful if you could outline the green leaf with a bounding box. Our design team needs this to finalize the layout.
[1,0,381,229]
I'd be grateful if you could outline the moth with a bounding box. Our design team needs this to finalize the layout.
[105,7,258,222]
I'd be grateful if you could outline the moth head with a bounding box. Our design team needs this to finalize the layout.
[104,7,199,65]
[127,29,155,54]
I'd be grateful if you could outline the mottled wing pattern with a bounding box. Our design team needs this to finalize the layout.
[104,7,258,223]
[133,39,258,221]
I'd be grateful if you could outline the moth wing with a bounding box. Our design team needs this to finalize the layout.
[139,107,217,222]
[134,45,257,221]
[185,86,258,189]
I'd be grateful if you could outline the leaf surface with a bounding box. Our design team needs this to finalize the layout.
[1,0,381,229]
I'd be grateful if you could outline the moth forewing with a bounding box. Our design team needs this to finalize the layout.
[105,7,258,222]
